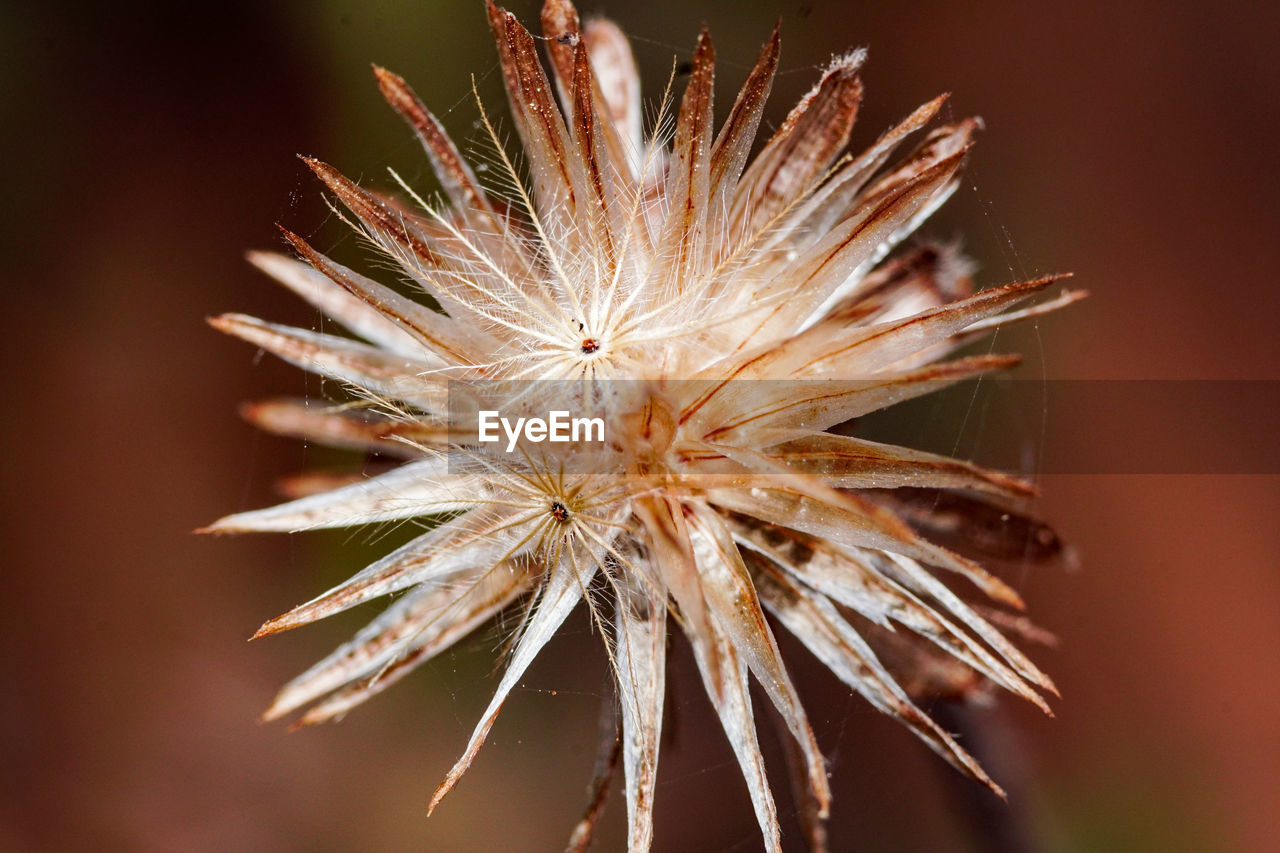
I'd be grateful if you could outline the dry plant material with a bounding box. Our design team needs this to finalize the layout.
[206,2,1081,849]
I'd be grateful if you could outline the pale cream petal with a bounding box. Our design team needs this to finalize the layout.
[651,28,714,295]
[300,157,445,278]
[859,119,979,210]
[749,554,1005,796]
[687,432,1034,498]
[780,95,949,244]
[267,562,533,722]
[877,552,1057,694]
[486,1,586,236]
[248,506,539,637]
[279,229,498,366]
[704,476,1025,608]
[565,41,624,271]
[373,65,496,218]
[239,397,442,458]
[632,494,722,688]
[731,274,1066,380]
[736,148,969,340]
[202,457,472,533]
[429,552,595,814]
[708,26,780,213]
[296,568,532,727]
[812,242,974,329]
[246,250,422,357]
[685,616,782,852]
[208,313,447,411]
[730,520,1050,712]
[614,583,666,853]
[688,354,1020,443]
[581,17,642,175]
[729,50,863,242]
[686,502,830,814]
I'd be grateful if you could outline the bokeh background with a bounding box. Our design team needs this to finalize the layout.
[3,0,1277,850]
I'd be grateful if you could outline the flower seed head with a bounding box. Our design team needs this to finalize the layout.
[207,2,1082,849]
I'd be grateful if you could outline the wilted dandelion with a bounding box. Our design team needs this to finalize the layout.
[205,1,1082,849]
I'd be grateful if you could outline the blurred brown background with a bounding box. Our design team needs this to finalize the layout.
[2,0,1277,850]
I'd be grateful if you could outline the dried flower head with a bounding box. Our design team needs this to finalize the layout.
[206,1,1082,849]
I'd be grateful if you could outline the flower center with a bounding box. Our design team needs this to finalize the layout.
[580,338,600,355]
[549,501,571,523]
